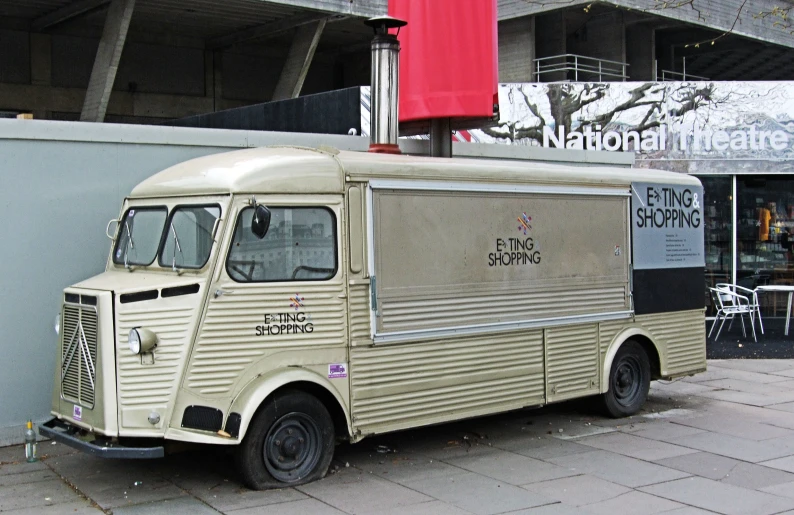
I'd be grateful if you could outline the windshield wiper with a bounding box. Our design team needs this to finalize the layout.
[124,221,135,269]
[170,223,183,272]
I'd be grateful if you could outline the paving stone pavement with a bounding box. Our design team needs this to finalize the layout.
[6,359,794,514]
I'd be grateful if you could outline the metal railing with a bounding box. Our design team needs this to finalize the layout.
[656,58,709,82]
[534,54,629,82]
[658,69,709,81]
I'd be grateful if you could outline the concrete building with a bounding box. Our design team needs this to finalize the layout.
[0,0,382,123]
[2,0,793,125]
[498,0,794,83]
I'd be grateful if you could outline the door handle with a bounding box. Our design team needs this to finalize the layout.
[214,289,234,299]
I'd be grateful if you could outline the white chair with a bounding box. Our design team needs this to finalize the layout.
[715,283,764,335]
[709,287,757,342]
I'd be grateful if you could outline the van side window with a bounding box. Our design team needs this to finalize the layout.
[226,207,337,282]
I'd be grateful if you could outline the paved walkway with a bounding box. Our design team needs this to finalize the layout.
[6,360,794,514]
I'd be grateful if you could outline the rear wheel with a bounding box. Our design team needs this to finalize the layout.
[235,390,335,490]
[600,341,650,418]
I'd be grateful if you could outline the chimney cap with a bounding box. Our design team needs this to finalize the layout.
[364,15,407,35]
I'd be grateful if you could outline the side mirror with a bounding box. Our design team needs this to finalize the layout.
[251,205,271,239]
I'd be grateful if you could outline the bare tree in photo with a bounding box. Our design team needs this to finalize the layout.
[483,82,719,146]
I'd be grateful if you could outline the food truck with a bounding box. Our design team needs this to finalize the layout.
[41,145,706,489]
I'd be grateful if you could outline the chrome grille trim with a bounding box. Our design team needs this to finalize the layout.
[61,302,98,408]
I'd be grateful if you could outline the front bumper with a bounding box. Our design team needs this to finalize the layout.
[39,419,164,459]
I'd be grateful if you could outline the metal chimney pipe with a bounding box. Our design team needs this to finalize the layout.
[365,16,407,154]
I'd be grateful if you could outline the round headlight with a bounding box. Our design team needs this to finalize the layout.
[128,328,142,354]
[54,314,61,335]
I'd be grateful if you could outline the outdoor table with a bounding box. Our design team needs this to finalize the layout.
[755,285,794,335]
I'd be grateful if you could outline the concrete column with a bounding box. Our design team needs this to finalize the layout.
[535,12,565,82]
[30,34,51,87]
[430,118,452,158]
[566,12,626,66]
[271,19,326,101]
[204,50,216,111]
[498,16,535,82]
[80,0,135,122]
[30,33,52,119]
[626,24,656,81]
[212,51,223,111]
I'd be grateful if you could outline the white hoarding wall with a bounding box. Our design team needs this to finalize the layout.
[451,82,794,174]
[0,120,371,444]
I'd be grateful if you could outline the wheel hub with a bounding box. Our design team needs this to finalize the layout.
[283,436,299,457]
[613,357,641,406]
[263,413,321,482]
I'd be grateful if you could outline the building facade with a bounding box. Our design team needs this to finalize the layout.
[2,0,794,318]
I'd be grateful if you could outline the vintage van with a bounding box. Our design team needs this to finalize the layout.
[42,146,706,489]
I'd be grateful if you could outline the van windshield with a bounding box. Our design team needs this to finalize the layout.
[113,204,221,269]
[113,207,167,266]
[159,205,221,269]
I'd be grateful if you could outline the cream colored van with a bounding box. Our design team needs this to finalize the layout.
[42,146,706,489]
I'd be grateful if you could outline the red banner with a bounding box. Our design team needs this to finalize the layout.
[389,0,498,122]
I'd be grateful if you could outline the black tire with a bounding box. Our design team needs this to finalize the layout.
[600,341,651,418]
[235,390,335,490]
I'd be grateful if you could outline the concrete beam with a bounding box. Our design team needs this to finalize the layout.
[251,0,385,17]
[207,12,328,50]
[0,81,250,119]
[80,0,135,122]
[32,0,110,32]
[271,19,327,101]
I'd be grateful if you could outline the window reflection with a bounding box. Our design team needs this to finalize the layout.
[700,176,732,316]
[736,176,794,316]
[227,207,337,282]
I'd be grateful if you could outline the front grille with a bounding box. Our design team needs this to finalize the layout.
[61,300,98,409]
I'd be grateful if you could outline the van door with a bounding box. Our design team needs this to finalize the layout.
[179,197,348,432]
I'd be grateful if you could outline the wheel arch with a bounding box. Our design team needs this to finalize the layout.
[229,368,351,442]
[601,328,663,393]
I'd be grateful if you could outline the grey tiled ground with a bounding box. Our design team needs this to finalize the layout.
[6,359,794,514]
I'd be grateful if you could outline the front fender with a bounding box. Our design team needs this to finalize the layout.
[601,327,664,393]
[229,367,352,441]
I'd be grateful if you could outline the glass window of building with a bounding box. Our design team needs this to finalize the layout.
[736,176,794,316]
[700,177,732,316]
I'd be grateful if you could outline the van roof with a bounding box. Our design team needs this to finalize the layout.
[129,145,700,198]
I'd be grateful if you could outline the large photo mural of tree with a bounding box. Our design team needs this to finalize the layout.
[468,82,794,174]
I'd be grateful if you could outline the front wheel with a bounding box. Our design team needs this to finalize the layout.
[235,390,335,490]
[600,341,651,418]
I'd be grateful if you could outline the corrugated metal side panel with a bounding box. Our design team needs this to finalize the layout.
[546,324,599,402]
[116,305,194,407]
[350,330,544,434]
[599,310,706,377]
[348,283,371,344]
[599,319,625,359]
[187,283,346,395]
[635,311,706,375]
[379,283,626,333]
